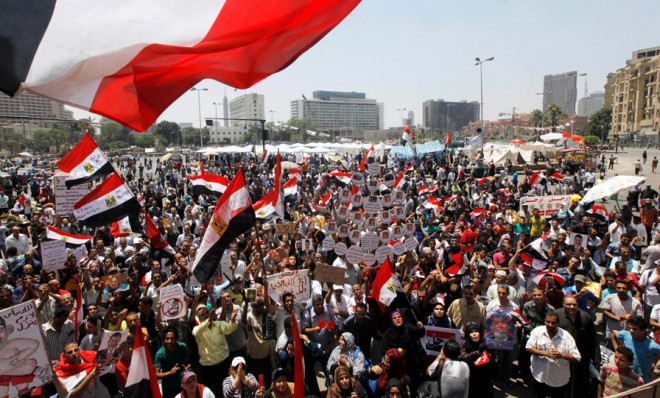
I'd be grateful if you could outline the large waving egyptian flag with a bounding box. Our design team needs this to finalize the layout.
[1,0,361,132]
[73,173,142,228]
[191,168,255,284]
[46,225,93,246]
[273,153,284,219]
[124,322,161,398]
[56,132,113,188]
[283,178,299,199]
[371,258,407,307]
[188,173,228,196]
[359,144,374,172]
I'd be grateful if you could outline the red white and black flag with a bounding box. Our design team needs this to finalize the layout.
[0,0,361,132]
[190,168,256,284]
[124,322,162,398]
[188,173,228,197]
[253,189,279,222]
[73,173,142,228]
[143,210,175,255]
[56,132,114,188]
[359,144,374,172]
[283,178,298,199]
[46,225,93,246]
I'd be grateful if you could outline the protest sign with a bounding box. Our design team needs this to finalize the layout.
[485,310,516,350]
[351,172,364,186]
[367,162,380,176]
[322,236,336,251]
[346,246,364,264]
[421,326,462,359]
[95,330,129,374]
[41,240,68,271]
[375,245,393,263]
[54,174,90,216]
[361,232,379,251]
[314,263,346,285]
[0,302,52,394]
[267,270,310,304]
[363,253,376,266]
[160,284,187,321]
[275,223,296,236]
[334,242,347,256]
[519,195,572,217]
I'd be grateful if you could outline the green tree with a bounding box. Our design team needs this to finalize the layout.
[544,104,565,130]
[98,123,132,149]
[582,135,601,146]
[31,130,54,152]
[529,109,544,127]
[135,134,156,148]
[581,106,612,143]
[155,120,182,146]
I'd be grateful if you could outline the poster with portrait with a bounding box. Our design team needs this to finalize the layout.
[0,302,52,396]
[568,232,587,254]
[302,239,314,252]
[485,310,516,350]
[95,330,129,369]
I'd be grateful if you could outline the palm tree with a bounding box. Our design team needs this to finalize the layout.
[529,109,544,127]
[544,104,565,131]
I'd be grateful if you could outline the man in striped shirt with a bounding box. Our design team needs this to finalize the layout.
[597,346,644,397]
[42,307,76,362]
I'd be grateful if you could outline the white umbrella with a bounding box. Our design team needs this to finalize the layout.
[580,176,646,204]
[280,161,300,170]
[18,152,32,157]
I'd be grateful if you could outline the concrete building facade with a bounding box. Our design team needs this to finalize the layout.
[290,91,381,137]
[543,71,578,115]
[422,99,479,132]
[609,46,660,143]
[577,92,605,117]
[229,93,265,127]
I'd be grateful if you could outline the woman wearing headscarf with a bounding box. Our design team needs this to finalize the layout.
[264,368,294,398]
[326,332,367,383]
[326,365,369,398]
[381,379,408,398]
[381,311,425,391]
[367,348,408,398]
[424,299,455,328]
[459,322,494,398]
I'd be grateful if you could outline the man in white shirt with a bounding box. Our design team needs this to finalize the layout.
[4,226,30,255]
[526,311,581,397]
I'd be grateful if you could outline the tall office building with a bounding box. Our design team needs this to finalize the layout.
[290,91,381,132]
[407,110,415,126]
[577,92,605,117]
[422,99,479,131]
[542,72,578,115]
[609,46,660,141]
[229,93,265,127]
[0,92,74,122]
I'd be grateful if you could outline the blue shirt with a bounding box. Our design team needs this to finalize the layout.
[564,285,599,311]
[616,330,660,382]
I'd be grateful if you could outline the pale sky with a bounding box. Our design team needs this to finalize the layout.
[72,0,660,130]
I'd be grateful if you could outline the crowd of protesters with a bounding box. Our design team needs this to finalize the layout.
[1,145,660,398]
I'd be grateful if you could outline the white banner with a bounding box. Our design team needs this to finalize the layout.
[0,302,53,392]
[520,195,572,217]
[54,174,89,216]
[266,270,310,305]
[41,240,68,271]
[421,326,462,358]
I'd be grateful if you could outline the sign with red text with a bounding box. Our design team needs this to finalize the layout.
[266,270,310,304]
[519,195,572,217]
[0,301,53,394]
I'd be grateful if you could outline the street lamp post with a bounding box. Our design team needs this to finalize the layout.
[396,108,407,127]
[475,57,494,129]
[536,92,551,129]
[269,110,276,123]
[190,87,208,147]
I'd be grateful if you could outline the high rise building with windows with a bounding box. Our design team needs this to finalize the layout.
[542,72,578,115]
[422,99,479,131]
[0,92,74,122]
[577,92,604,117]
[290,91,382,138]
[608,46,660,143]
[229,93,265,127]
